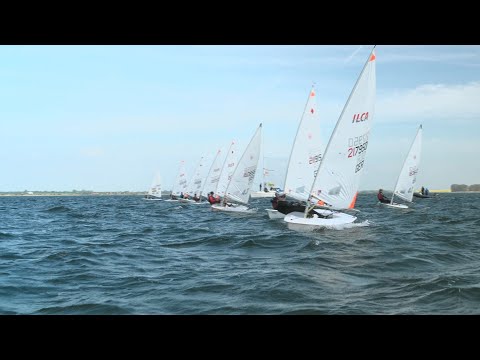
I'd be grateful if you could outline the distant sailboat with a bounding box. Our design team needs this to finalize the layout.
[285,46,376,230]
[214,141,237,201]
[251,130,279,198]
[381,125,422,209]
[144,171,163,200]
[201,148,222,200]
[211,123,262,214]
[165,160,188,202]
[185,156,207,204]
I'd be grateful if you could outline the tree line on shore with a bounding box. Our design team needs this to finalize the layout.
[451,184,480,192]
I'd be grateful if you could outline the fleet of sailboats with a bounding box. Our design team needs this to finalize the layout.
[144,46,432,230]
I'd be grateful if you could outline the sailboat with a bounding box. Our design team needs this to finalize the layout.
[266,84,323,219]
[184,156,207,204]
[251,131,278,198]
[381,125,422,209]
[284,46,376,230]
[201,148,222,200]
[214,141,237,201]
[165,160,188,202]
[211,123,262,214]
[144,171,163,200]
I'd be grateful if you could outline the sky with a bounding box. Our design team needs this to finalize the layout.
[0,45,479,192]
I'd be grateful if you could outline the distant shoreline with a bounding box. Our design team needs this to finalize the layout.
[0,193,144,197]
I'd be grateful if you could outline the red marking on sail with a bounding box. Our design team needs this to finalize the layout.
[369,52,376,62]
[348,192,358,209]
[310,108,314,114]
[310,91,315,97]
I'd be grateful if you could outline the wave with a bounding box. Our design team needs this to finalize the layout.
[34,303,132,315]
[45,205,71,212]
[0,232,15,239]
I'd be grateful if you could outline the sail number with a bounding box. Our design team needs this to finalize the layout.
[348,134,369,158]
[348,141,368,158]
[243,166,256,181]
[355,160,364,173]
[309,154,322,164]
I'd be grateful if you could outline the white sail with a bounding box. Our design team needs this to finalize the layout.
[215,141,237,198]
[171,160,188,196]
[188,156,206,197]
[147,171,162,197]
[225,124,262,205]
[309,49,376,209]
[391,125,422,203]
[284,85,323,202]
[201,149,222,197]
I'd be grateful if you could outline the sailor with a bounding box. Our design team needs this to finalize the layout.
[271,192,286,210]
[207,191,217,205]
[377,189,390,203]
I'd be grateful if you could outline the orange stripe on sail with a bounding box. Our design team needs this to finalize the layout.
[348,192,358,209]
[369,52,376,62]
[317,200,325,206]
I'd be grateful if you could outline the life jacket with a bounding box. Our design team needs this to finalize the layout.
[271,197,278,209]
[377,192,383,201]
[208,195,216,204]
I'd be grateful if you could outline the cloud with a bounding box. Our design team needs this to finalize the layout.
[379,46,480,66]
[376,81,480,122]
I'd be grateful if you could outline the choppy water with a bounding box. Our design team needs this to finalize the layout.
[0,192,479,314]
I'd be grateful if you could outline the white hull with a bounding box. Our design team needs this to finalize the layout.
[164,199,179,202]
[211,204,257,214]
[266,209,285,219]
[178,198,197,204]
[284,210,357,231]
[251,191,276,198]
[143,198,163,201]
[380,202,409,209]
